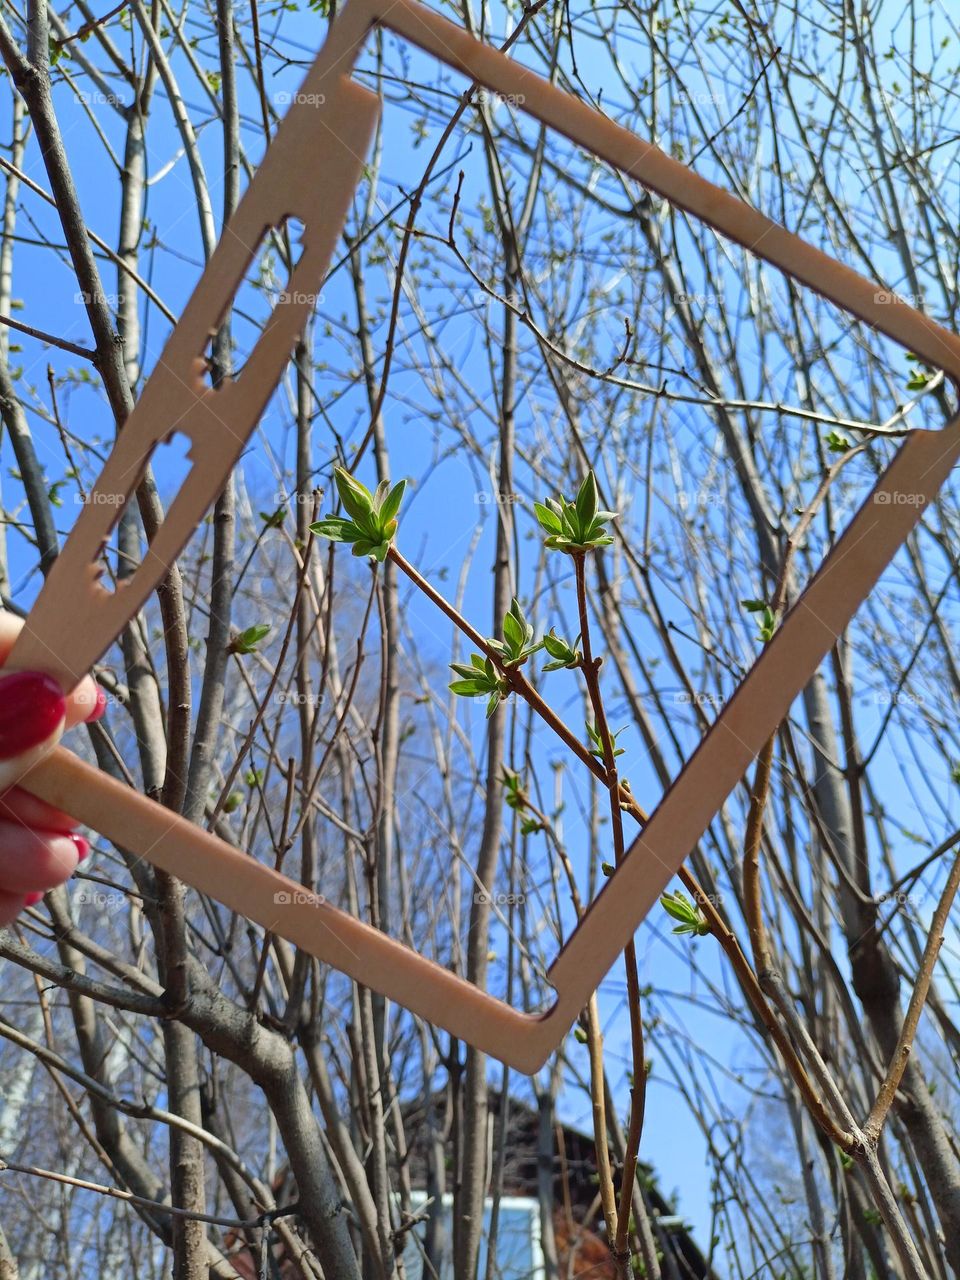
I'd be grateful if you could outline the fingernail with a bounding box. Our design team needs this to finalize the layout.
[24,892,42,906]
[71,835,89,862]
[86,687,107,723]
[0,672,65,759]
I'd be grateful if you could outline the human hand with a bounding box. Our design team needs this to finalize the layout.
[0,613,103,923]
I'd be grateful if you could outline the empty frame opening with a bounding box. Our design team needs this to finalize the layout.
[201,215,308,383]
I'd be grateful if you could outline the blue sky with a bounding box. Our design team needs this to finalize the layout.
[4,0,960,1261]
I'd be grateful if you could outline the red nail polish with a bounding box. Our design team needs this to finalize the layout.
[24,892,42,906]
[87,687,107,723]
[71,835,90,861]
[0,672,65,759]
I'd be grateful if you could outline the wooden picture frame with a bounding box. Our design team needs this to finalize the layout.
[10,0,960,1071]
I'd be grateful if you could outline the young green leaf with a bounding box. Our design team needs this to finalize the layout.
[310,467,406,561]
[448,678,486,696]
[334,467,376,526]
[533,501,563,535]
[311,517,355,542]
[759,606,777,643]
[587,721,626,761]
[742,599,777,641]
[575,470,599,528]
[378,479,406,525]
[488,598,542,668]
[228,623,271,655]
[542,628,581,671]
[450,661,481,681]
[502,768,527,811]
[449,652,508,716]
[502,608,524,649]
[659,889,709,937]
[537,470,618,554]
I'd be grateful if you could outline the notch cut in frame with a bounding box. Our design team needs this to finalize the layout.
[10,0,960,1073]
[9,76,380,692]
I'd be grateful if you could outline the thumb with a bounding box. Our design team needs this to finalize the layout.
[0,671,66,793]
